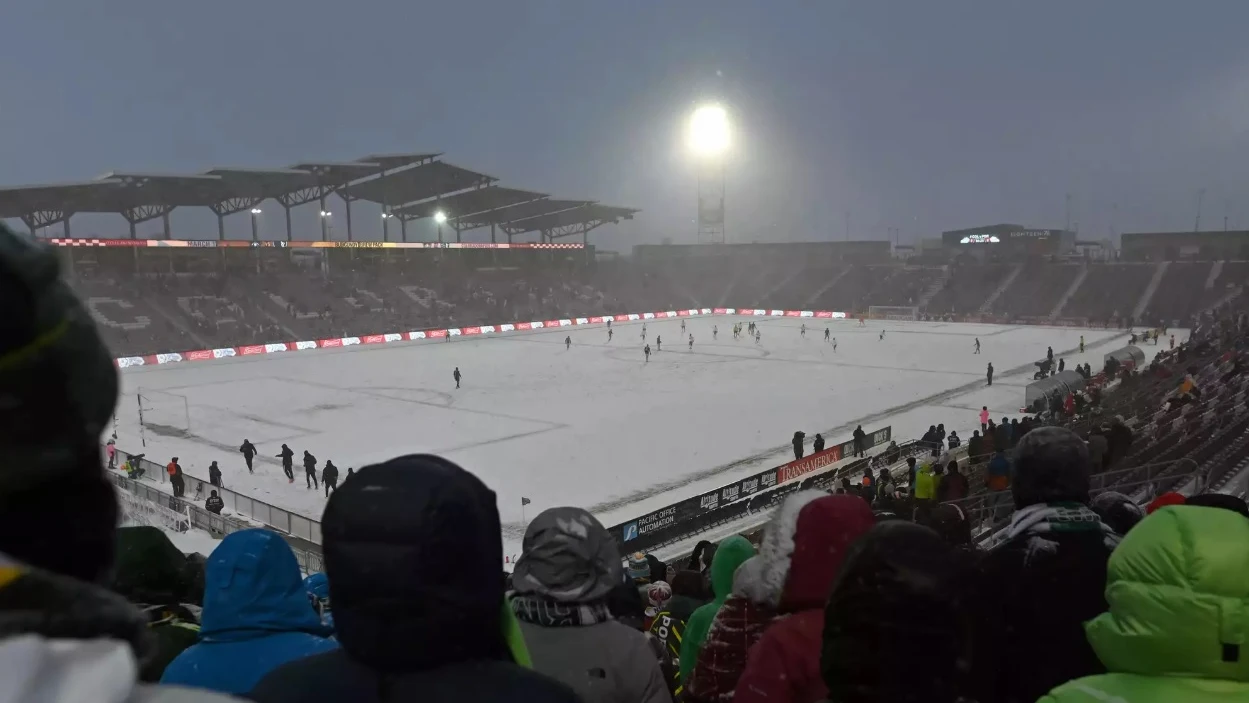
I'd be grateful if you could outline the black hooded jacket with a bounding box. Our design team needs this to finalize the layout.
[249,455,579,703]
[823,522,975,703]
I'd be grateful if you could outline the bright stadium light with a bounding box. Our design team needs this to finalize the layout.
[320,210,332,218]
[250,208,262,215]
[434,210,448,224]
[687,103,730,157]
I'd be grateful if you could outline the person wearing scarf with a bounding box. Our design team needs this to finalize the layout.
[510,507,669,703]
[967,427,1118,703]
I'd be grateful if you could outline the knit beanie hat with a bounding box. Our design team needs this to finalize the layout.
[626,551,650,582]
[1011,427,1092,509]
[0,225,120,583]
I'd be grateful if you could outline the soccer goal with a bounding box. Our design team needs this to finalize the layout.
[137,388,192,443]
[867,305,920,321]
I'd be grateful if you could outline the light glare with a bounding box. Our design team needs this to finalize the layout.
[434,210,448,224]
[688,104,730,156]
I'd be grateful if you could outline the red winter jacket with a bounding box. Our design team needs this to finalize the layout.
[733,495,875,703]
[686,562,778,703]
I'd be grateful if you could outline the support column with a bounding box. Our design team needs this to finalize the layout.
[344,196,353,241]
[284,205,293,241]
[490,221,497,243]
[162,212,171,239]
[319,196,328,241]
[400,217,407,243]
[63,216,72,238]
[217,214,225,241]
[455,226,462,243]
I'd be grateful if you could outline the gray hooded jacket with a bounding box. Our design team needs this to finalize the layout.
[511,507,669,703]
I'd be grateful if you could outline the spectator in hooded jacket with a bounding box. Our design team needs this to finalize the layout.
[733,493,876,703]
[250,455,579,703]
[686,556,775,703]
[687,494,817,703]
[0,226,236,703]
[967,427,1118,703]
[680,535,756,684]
[302,572,333,629]
[823,522,976,703]
[161,529,338,695]
[510,506,669,703]
[1041,505,1249,703]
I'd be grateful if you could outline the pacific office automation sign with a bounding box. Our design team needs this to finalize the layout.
[615,425,892,545]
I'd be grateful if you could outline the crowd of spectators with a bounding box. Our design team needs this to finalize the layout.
[62,248,1249,359]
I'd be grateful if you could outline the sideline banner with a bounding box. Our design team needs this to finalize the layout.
[612,425,891,548]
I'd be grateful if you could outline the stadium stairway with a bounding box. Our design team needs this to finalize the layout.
[1049,263,1089,320]
[1133,261,1170,320]
[978,263,1023,315]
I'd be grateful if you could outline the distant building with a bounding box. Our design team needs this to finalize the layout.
[1120,231,1249,261]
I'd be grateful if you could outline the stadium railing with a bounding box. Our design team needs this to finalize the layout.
[112,448,323,545]
[950,458,1208,544]
[109,449,326,573]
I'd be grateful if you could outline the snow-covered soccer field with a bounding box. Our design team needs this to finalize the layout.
[113,316,1143,536]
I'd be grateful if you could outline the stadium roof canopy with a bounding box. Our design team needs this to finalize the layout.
[504,203,639,238]
[339,160,495,207]
[391,185,548,222]
[0,151,636,243]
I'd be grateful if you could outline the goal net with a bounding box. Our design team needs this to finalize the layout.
[867,305,920,321]
[137,389,192,436]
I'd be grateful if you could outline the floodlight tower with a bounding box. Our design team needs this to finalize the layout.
[687,104,729,244]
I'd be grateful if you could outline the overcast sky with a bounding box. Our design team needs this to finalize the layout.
[4,1,1249,248]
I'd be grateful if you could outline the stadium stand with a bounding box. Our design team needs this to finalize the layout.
[994,262,1081,319]
[1063,263,1158,323]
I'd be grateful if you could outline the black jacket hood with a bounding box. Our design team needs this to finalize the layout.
[322,454,508,673]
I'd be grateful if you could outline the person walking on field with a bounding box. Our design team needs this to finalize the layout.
[239,438,257,473]
[303,451,318,490]
[986,362,994,386]
[453,366,461,389]
[321,460,338,497]
[277,444,294,483]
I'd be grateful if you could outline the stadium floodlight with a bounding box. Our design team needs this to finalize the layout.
[249,208,262,215]
[687,103,730,157]
[320,210,332,218]
[381,212,392,219]
[434,210,448,224]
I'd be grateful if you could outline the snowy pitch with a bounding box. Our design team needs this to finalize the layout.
[113,316,1144,539]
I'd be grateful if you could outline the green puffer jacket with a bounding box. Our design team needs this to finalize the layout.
[1040,505,1249,703]
[678,535,756,683]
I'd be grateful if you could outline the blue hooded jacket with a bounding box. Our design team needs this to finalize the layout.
[303,572,334,629]
[161,529,338,695]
